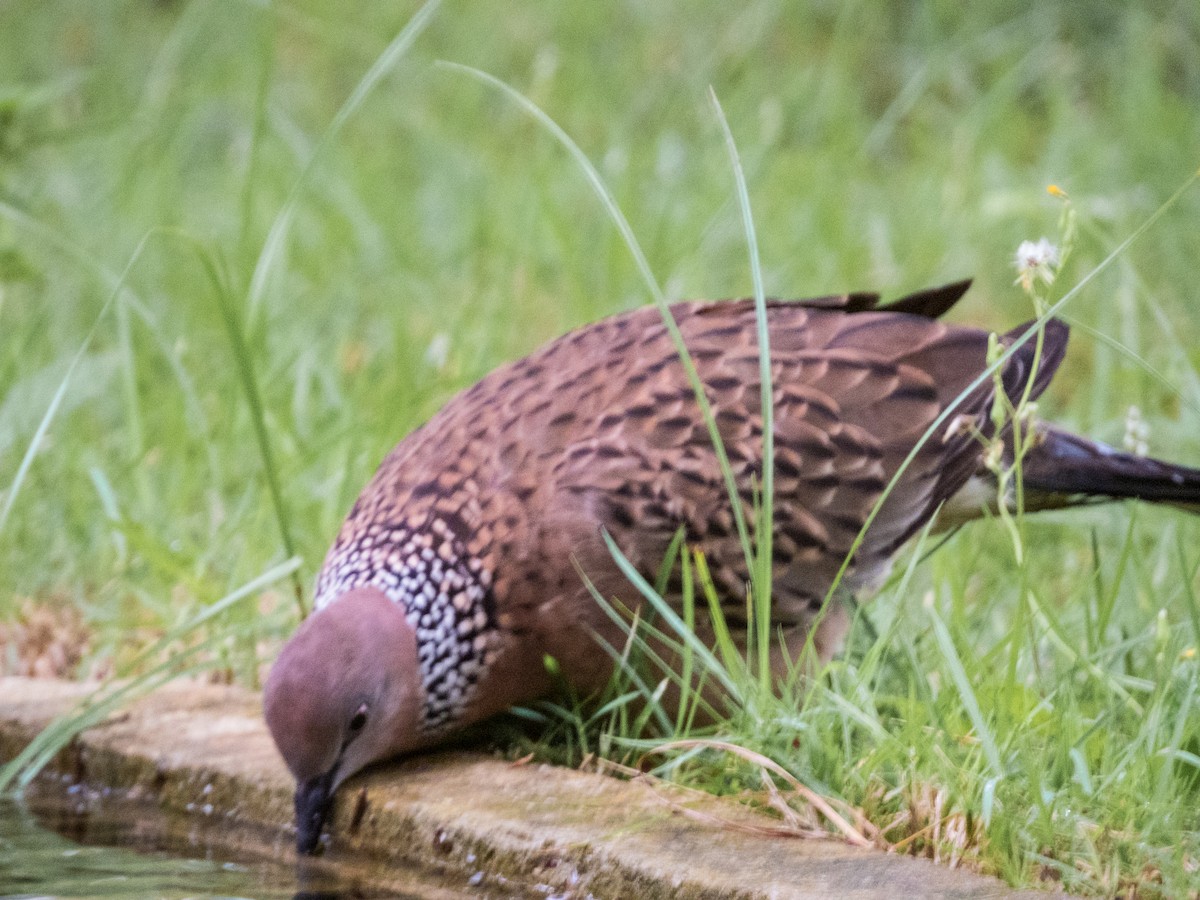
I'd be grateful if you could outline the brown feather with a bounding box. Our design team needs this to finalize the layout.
[313,282,1067,719]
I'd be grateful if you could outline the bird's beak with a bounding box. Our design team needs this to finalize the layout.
[294,767,337,855]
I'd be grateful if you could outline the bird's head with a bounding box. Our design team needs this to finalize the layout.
[264,587,423,854]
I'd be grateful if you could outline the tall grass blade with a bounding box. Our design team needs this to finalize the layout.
[928,604,1004,775]
[439,61,755,581]
[0,213,220,529]
[1176,535,1200,651]
[0,230,157,535]
[601,531,741,700]
[708,88,774,691]
[200,254,306,616]
[246,0,442,324]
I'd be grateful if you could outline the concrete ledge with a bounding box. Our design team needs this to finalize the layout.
[0,676,1050,899]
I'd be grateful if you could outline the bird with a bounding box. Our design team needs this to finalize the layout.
[264,279,1200,853]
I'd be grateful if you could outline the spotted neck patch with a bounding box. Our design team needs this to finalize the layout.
[314,515,498,732]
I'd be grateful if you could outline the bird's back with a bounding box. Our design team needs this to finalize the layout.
[269,282,1200,853]
[313,288,1063,724]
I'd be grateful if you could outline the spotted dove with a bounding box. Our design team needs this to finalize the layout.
[264,279,1200,853]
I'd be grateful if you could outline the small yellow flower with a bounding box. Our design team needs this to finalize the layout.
[1047,184,1069,199]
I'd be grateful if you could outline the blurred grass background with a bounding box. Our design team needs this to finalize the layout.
[2,0,1199,892]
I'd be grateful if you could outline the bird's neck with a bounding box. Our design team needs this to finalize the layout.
[314,516,500,733]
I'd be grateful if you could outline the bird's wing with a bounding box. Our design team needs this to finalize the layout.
[535,300,1065,625]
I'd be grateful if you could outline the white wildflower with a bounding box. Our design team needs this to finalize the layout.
[424,332,451,371]
[1014,237,1060,292]
[984,438,1004,474]
[1124,405,1150,457]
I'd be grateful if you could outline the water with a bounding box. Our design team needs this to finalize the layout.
[0,781,496,899]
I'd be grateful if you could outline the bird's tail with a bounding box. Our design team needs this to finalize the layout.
[1020,424,1200,513]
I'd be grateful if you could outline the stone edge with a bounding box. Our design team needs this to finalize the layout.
[0,677,1052,899]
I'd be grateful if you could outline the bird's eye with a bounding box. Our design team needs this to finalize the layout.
[348,703,368,733]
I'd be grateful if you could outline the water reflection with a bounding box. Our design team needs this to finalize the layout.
[0,783,479,899]
[0,795,297,899]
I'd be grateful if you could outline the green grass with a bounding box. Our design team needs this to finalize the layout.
[2,0,1200,894]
